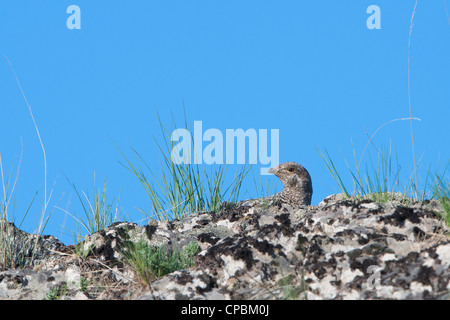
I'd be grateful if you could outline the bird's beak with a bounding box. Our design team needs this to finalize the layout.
[267,166,277,175]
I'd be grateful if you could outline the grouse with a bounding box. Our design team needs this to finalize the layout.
[268,162,313,206]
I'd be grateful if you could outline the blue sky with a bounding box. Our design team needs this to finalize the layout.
[0,1,449,245]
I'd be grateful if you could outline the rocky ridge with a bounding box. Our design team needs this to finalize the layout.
[0,194,449,300]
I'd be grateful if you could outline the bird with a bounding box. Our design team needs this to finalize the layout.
[268,162,313,206]
[222,162,313,209]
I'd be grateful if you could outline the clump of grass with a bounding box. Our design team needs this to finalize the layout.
[1,148,23,267]
[69,229,95,260]
[60,174,121,237]
[317,142,407,202]
[317,139,450,215]
[2,57,53,268]
[430,171,450,226]
[280,273,306,300]
[0,149,40,269]
[440,196,450,227]
[80,277,91,294]
[316,114,427,203]
[117,111,251,221]
[120,240,200,285]
[45,284,68,300]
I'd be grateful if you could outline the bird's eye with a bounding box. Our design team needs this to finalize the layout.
[288,167,295,172]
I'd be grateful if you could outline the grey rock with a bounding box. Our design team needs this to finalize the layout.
[0,219,65,269]
[0,194,449,300]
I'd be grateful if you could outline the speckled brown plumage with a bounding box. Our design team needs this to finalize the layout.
[268,162,313,206]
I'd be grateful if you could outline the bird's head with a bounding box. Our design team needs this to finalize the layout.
[268,162,312,189]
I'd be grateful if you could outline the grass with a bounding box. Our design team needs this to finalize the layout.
[432,173,450,226]
[318,141,449,201]
[80,277,91,294]
[117,110,252,222]
[6,57,52,240]
[408,0,419,199]
[120,240,200,285]
[70,230,95,260]
[1,58,53,269]
[45,284,68,300]
[317,140,450,229]
[280,272,306,300]
[315,2,430,205]
[0,138,42,269]
[59,174,121,237]
[439,196,450,226]
[317,142,405,202]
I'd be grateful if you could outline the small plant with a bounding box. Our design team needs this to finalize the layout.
[80,277,91,294]
[60,174,121,237]
[182,241,201,263]
[0,149,40,269]
[45,283,68,300]
[120,240,200,285]
[280,274,306,300]
[440,196,450,227]
[431,172,450,227]
[69,231,95,260]
[317,142,406,202]
[317,138,450,226]
[5,57,53,267]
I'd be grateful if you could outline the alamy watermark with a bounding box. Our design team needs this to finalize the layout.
[367,5,381,30]
[64,6,381,31]
[170,121,279,175]
[67,5,81,30]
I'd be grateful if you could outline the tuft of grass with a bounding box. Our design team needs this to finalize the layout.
[70,228,95,260]
[120,240,200,285]
[439,196,450,227]
[317,142,406,202]
[317,137,450,225]
[317,147,351,198]
[117,110,251,221]
[440,197,450,227]
[318,138,449,205]
[0,147,40,269]
[80,277,91,294]
[430,170,450,226]
[59,174,121,237]
[280,273,306,300]
[45,284,68,300]
[2,57,53,268]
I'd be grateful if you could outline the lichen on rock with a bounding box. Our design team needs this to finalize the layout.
[0,194,449,300]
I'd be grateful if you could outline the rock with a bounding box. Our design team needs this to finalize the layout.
[0,219,65,269]
[0,194,449,300]
[64,265,82,290]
